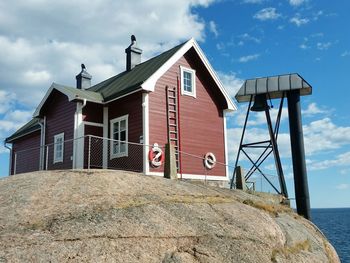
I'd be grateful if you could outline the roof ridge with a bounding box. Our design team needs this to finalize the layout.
[87,40,188,101]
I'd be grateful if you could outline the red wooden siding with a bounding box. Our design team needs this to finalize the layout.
[83,102,103,123]
[149,48,227,177]
[107,92,143,172]
[11,130,41,175]
[43,90,76,170]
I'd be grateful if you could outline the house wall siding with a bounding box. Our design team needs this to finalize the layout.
[149,48,227,177]
[83,102,103,124]
[44,90,76,170]
[107,92,143,172]
[11,130,41,175]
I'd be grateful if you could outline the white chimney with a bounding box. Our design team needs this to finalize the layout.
[76,64,92,89]
[125,35,142,71]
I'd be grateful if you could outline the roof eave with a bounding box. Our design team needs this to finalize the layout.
[33,83,104,117]
[5,126,41,143]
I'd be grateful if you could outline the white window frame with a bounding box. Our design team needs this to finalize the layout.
[110,114,129,159]
[53,132,64,163]
[180,66,196,98]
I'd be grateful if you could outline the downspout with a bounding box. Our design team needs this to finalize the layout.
[38,116,46,170]
[4,142,12,176]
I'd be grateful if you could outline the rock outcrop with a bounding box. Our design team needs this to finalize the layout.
[0,170,339,262]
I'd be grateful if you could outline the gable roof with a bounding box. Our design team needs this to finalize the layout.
[8,38,236,143]
[33,83,103,117]
[5,118,41,143]
[88,38,236,110]
[88,42,186,101]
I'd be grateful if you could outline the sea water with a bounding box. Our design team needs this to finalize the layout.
[312,208,350,263]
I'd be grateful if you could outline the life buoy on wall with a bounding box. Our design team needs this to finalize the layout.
[149,143,164,168]
[204,152,216,170]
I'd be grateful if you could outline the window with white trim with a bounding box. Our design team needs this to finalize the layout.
[110,115,128,158]
[53,132,64,163]
[180,66,196,97]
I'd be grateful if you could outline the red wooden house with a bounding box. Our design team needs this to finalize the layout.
[5,36,236,181]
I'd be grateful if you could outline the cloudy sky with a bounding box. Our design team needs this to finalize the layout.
[0,0,349,208]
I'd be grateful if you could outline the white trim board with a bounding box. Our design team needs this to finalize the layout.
[142,92,150,174]
[146,171,228,181]
[83,121,104,127]
[223,109,230,181]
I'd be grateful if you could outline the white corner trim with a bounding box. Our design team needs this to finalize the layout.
[145,171,228,181]
[180,173,229,181]
[141,38,236,111]
[102,107,108,169]
[142,92,150,174]
[146,171,163,177]
[73,101,85,169]
[180,66,196,98]
[223,109,230,181]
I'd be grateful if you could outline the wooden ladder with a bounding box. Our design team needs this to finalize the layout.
[166,86,180,171]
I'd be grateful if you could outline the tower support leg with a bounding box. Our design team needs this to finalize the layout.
[287,90,311,220]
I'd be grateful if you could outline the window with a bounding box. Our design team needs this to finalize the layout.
[53,133,64,163]
[110,115,128,158]
[180,66,196,97]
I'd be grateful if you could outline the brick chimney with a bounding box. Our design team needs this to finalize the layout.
[125,35,142,71]
[76,64,92,89]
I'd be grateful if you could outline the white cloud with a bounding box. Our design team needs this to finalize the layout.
[238,33,261,45]
[313,10,324,21]
[23,70,51,85]
[217,72,244,98]
[303,118,350,155]
[309,152,350,171]
[335,184,349,190]
[302,103,326,116]
[290,15,309,27]
[0,90,16,114]
[341,51,350,57]
[209,20,219,38]
[299,43,309,49]
[340,169,350,175]
[0,0,214,107]
[289,0,307,7]
[239,54,260,63]
[254,8,281,21]
[242,0,264,4]
[317,42,332,50]
[0,91,34,148]
[311,33,324,38]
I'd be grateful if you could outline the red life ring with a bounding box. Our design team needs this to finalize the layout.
[149,143,164,168]
[204,152,216,170]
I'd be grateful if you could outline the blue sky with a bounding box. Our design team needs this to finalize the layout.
[0,0,349,208]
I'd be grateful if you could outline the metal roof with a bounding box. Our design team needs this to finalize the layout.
[33,83,104,117]
[53,83,104,103]
[5,118,41,143]
[235,73,312,103]
[88,42,186,102]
